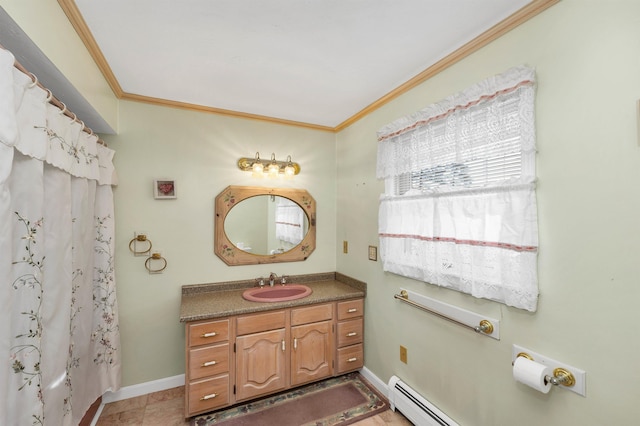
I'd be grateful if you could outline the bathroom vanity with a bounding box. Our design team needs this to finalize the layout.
[179,273,366,418]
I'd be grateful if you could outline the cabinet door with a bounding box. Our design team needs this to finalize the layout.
[236,328,287,401]
[291,321,333,386]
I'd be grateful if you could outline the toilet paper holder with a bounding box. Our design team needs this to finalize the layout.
[516,352,576,388]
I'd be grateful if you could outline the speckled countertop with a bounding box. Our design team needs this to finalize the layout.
[180,272,366,322]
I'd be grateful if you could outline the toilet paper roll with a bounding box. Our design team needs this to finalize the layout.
[513,356,552,393]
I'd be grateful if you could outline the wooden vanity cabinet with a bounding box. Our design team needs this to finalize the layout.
[184,297,363,418]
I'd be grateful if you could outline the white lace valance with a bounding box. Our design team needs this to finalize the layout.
[0,49,117,186]
[377,65,536,183]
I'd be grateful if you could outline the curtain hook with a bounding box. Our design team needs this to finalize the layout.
[45,89,53,102]
[28,73,38,88]
[59,102,67,115]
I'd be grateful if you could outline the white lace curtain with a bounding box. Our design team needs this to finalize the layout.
[275,198,304,245]
[0,49,120,425]
[377,65,539,312]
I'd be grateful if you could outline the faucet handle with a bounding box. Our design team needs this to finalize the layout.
[256,277,265,287]
[281,275,288,285]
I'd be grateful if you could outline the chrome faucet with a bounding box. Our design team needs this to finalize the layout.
[269,272,278,287]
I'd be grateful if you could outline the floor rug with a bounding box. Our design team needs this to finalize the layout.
[192,372,388,426]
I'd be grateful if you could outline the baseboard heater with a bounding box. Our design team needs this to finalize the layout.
[388,376,459,426]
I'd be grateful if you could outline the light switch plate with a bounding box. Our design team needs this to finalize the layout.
[368,245,377,261]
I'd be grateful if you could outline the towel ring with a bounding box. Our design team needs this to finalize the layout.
[145,253,167,273]
[129,234,152,255]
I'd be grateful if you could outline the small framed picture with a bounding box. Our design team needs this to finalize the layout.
[154,179,177,199]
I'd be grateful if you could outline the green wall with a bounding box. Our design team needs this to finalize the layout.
[336,0,640,424]
[106,100,337,386]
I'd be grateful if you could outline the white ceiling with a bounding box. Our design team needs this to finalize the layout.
[74,0,532,129]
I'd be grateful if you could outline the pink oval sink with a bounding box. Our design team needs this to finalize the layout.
[243,284,312,302]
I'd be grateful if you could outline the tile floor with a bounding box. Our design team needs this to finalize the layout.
[95,386,413,425]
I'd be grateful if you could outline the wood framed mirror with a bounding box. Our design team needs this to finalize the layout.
[214,186,316,265]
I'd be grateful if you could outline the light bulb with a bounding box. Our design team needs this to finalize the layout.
[284,164,295,178]
[251,161,264,178]
[284,156,295,179]
[267,162,280,178]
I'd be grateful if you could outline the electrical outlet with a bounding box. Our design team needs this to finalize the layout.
[343,241,348,253]
[400,345,407,364]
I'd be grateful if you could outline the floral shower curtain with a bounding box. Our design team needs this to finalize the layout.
[0,49,120,425]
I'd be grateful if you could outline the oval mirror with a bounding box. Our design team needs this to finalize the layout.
[215,186,316,265]
[224,195,310,255]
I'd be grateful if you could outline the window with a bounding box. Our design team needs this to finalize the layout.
[377,66,539,311]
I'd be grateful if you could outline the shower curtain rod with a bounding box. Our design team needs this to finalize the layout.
[1,44,106,146]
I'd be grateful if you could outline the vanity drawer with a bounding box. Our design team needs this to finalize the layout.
[236,310,286,335]
[188,319,229,347]
[337,299,363,320]
[188,374,230,415]
[336,343,364,373]
[291,303,333,326]
[188,343,229,380]
[336,318,363,348]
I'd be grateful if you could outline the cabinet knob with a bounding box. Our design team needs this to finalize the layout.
[201,332,217,338]
[347,308,358,313]
[202,360,217,367]
[346,332,357,337]
[200,393,217,401]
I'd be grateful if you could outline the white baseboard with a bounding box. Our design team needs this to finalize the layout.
[102,374,185,404]
[360,366,389,398]
[91,374,185,426]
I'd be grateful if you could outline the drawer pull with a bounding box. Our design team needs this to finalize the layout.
[347,357,358,363]
[201,332,217,338]
[200,393,217,401]
[346,332,357,337]
[202,360,217,367]
[293,338,298,350]
[347,308,358,313]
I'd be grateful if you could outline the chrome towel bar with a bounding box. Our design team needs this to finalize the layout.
[394,289,496,337]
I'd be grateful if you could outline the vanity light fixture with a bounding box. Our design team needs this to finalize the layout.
[238,152,301,177]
